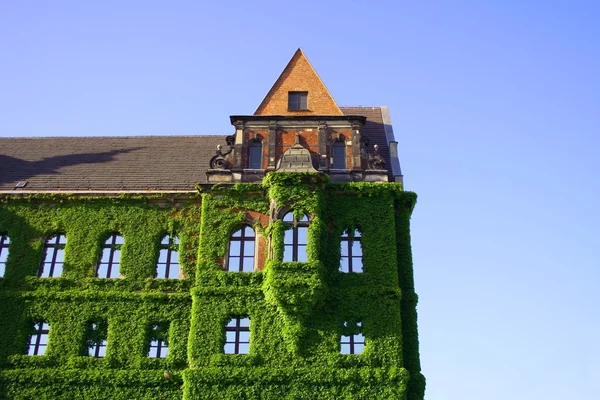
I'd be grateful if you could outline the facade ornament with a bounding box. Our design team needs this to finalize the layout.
[368,144,386,170]
[209,135,235,169]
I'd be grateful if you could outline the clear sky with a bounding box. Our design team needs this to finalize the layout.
[1,1,599,399]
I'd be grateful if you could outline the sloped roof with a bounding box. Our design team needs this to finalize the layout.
[0,135,228,191]
[0,108,392,192]
[254,49,343,116]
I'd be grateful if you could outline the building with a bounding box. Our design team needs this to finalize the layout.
[0,49,425,399]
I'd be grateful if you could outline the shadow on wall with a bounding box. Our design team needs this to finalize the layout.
[0,148,142,186]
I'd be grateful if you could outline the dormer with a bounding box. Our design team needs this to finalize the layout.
[206,49,390,184]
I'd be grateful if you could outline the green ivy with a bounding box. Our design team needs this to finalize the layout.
[0,175,424,399]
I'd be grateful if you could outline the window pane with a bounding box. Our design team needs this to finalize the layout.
[352,258,363,273]
[340,257,349,273]
[114,235,124,245]
[353,229,361,238]
[97,264,108,278]
[340,242,349,257]
[224,343,235,354]
[340,342,351,354]
[238,343,249,354]
[231,229,242,238]
[229,241,241,257]
[243,241,255,256]
[298,214,309,222]
[100,248,111,263]
[282,212,294,222]
[158,248,168,263]
[352,241,362,257]
[353,343,364,354]
[160,346,169,358]
[297,227,308,245]
[243,226,255,237]
[97,343,107,358]
[55,248,65,263]
[299,95,308,110]
[0,264,5,277]
[283,229,293,246]
[0,251,8,263]
[156,264,166,278]
[57,235,66,245]
[283,245,293,262]
[53,263,63,277]
[148,346,158,358]
[226,331,237,342]
[161,235,170,245]
[239,318,250,327]
[226,319,237,328]
[173,236,180,245]
[296,245,307,262]
[238,331,250,343]
[242,257,254,272]
[228,257,240,272]
[168,264,179,279]
[169,250,178,263]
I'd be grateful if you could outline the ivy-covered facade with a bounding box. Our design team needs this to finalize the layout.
[0,49,424,399]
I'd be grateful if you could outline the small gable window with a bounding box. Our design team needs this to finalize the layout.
[283,212,309,262]
[341,321,365,355]
[39,234,66,278]
[157,234,179,279]
[148,323,169,359]
[0,233,10,277]
[97,233,123,278]
[332,140,346,169]
[28,321,50,356]
[288,91,308,111]
[340,229,363,273]
[86,321,108,358]
[224,316,250,355]
[248,140,263,169]
[227,226,256,272]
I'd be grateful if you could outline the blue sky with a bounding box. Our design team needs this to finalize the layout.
[1,1,599,398]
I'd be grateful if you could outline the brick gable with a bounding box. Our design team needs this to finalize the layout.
[254,49,343,116]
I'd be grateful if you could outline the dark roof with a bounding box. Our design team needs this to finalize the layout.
[0,107,392,192]
[340,107,391,172]
[0,135,228,191]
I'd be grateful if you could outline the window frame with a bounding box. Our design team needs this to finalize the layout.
[28,321,50,356]
[96,233,123,279]
[340,229,363,273]
[283,212,310,262]
[0,233,10,278]
[224,316,250,355]
[156,234,180,279]
[226,226,256,272]
[39,234,66,278]
[288,91,308,111]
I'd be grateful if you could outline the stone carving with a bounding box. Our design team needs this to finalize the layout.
[368,144,386,170]
[209,135,235,170]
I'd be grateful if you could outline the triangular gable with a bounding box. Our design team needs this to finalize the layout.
[254,49,343,116]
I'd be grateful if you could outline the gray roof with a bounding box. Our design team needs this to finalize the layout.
[0,107,392,192]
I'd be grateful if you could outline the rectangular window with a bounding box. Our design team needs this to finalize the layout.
[0,233,10,277]
[288,91,308,111]
[28,321,49,356]
[86,321,108,358]
[341,321,364,355]
[224,317,250,354]
[148,323,169,358]
[157,235,179,278]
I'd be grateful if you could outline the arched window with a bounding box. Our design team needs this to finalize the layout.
[157,234,179,279]
[97,234,123,278]
[227,226,256,272]
[283,212,309,262]
[248,140,263,169]
[0,233,10,278]
[340,229,362,273]
[332,140,346,169]
[39,234,66,278]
